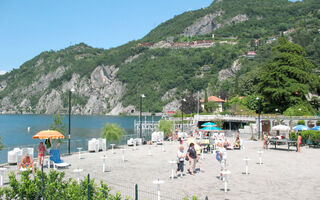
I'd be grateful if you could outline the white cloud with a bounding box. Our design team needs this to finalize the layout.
[0,70,6,75]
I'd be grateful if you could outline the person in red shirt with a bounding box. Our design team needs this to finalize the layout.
[297,133,302,152]
[38,142,46,166]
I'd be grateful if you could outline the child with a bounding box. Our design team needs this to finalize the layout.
[297,133,302,152]
[177,146,185,177]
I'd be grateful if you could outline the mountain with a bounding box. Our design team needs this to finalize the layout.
[0,0,319,115]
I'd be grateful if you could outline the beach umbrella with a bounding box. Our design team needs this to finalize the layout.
[32,130,65,139]
[201,122,217,127]
[200,126,222,131]
[312,126,320,131]
[293,125,310,131]
[271,125,291,132]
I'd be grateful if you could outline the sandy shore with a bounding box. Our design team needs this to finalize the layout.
[2,138,320,200]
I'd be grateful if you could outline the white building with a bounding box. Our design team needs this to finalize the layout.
[200,96,226,112]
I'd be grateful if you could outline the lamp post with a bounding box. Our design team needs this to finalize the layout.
[181,98,186,133]
[256,97,261,139]
[68,88,75,155]
[139,94,145,138]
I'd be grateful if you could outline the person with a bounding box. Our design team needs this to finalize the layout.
[45,138,52,153]
[216,143,227,180]
[187,143,198,175]
[234,135,240,148]
[297,133,302,152]
[263,133,268,149]
[18,154,35,173]
[38,142,46,166]
[176,146,185,177]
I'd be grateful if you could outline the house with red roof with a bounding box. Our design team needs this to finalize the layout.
[200,96,226,112]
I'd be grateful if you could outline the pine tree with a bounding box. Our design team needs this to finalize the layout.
[204,90,209,112]
[257,38,319,113]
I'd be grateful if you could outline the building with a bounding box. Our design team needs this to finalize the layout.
[247,51,257,59]
[200,96,226,112]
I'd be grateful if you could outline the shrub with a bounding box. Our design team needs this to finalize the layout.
[0,170,127,200]
[297,120,306,125]
[301,130,311,140]
[158,119,173,138]
[101,123,125,143]
[317,120,320,126]
[289,132,297,140]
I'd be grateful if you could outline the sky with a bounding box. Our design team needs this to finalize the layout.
[0,0,214,74]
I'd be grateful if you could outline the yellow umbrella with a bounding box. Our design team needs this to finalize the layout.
[32,130,65,139]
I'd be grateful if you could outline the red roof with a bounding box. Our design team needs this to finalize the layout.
[200,96,226,103]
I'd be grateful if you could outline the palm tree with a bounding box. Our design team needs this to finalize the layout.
[101,123,124,143]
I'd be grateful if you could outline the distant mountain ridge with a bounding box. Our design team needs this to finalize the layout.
[0,0,319,115]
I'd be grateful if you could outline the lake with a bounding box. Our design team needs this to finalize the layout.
[0,114,160,164]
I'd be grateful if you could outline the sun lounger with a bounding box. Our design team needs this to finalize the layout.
[49,150,69,169]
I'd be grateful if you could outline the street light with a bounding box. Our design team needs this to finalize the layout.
[139,94,145,138]
[68,88,75,155]
[181,98,186,133]
[256,97,261,140]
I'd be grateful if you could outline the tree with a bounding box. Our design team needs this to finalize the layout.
[205,101,218,113]
[50,114,66,147]
[204,90,208,111]
[101,123,124,143]
[50,114,66,135]
[179,94,198,114]
[158,119,173,139]
[257,38,319,113]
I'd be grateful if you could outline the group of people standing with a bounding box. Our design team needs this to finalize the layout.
[176,143,199,176]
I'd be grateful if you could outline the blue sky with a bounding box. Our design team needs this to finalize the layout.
[0,0,213,74]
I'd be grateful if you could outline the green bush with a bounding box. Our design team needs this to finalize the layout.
[317,120,320,126]
[289,132,297,140]
[101,123,125,143]
[0,170,128,200]
[297,120,306,125]
[310,131,320,141]
[158,119,173,138]
[301,130,311,140]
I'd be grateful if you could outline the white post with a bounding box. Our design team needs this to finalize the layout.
[0,173,3,186]
[246,161,248,174]
[171,164,174,180]
[157,184,161,200]
[148,146,152,155]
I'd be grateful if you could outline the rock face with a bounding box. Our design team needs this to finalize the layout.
[183,11,223,37]
[218,59,242,81]
[0,63,126,115]
[183,12,248,37]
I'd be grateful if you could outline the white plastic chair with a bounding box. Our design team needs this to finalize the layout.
[88,138,97,152]
[100,138,106,151]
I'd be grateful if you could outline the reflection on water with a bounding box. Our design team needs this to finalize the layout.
[0,114,160,164]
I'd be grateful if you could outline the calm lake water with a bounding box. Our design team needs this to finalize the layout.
[0,114,160,164]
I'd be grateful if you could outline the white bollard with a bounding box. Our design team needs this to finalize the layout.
[220,170,231,193]
[243,158,250,175]
[152,179,164,200]
[257,150,263,165]
[148,146,152,155]
[110,144,115,154]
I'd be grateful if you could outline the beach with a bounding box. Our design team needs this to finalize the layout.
[2,138,320,200]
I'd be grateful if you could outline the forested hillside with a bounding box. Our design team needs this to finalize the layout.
[0,0,319,115]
